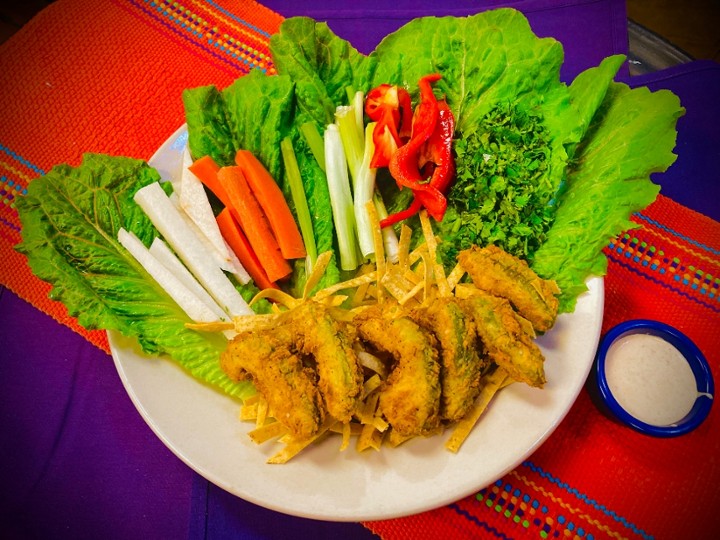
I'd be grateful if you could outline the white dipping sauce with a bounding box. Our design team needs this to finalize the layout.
[604,333,698,426]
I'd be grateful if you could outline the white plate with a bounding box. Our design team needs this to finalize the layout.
[109,125,605,522]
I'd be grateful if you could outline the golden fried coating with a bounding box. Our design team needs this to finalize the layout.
[282,301,364,423]
[409,298,487,422]
[355,306,441,437]
[460,291,546,388]
[220,327,325,439]
[458,245,560,332]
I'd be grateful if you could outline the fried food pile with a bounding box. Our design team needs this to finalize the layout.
[193,211,560,463]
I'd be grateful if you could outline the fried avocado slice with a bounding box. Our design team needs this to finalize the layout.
[409,297,487,422]
[355,307,441,437]
[284,301,363,423]
[220,327,325,439]
[458,245,560,332]
[460,291,546,388]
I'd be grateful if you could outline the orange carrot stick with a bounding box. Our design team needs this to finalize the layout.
[188,156,230,207]
[216,166,292,283]
[234,150,306,260]
[216,208,278,290]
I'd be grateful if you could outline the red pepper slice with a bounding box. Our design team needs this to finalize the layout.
[365,85,413,168]
[387,74,441,192]
[379,198,423,228]
[380,97,455,226]
[396,88,413,142]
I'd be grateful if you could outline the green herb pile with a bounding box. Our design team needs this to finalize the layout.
[440,102,555,264]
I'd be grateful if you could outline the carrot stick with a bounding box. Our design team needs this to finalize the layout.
[216,209,278,290]
[234,150,306,259]
[216,166,292,283]
[188,155,230,208]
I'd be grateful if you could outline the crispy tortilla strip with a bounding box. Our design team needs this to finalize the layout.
[445,368,509,453]
[232,313,278,333]
[357,392,385,452]
[250,288,300,309]
[381,266,418,303]
[303,250,333,300]
[330,422,363,436]
[398,224,412,270]
[419,210,451,298]
[239,401,259,421]
[352,280,371,306]
[366,201,386,303]
[185,320,235,332]
[358,372,386,392]
[256,398,269,426]
[267,418,336,464]
[446,263,465,292]
[313,272,377,300]
[248,421,288,444]
[339,422,352,451]
[400,280,425,306]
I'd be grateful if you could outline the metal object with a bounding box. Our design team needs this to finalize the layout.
[627,19,694,75]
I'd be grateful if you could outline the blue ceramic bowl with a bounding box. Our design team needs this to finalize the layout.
[594,320,714,437]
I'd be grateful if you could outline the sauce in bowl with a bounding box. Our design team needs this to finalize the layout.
[605,334,697,426]
[594,320,714,437]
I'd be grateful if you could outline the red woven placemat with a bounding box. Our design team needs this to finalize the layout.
[1,1,717,538]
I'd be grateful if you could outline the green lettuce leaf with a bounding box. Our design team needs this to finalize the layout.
[181,84,236,166]
[15,154,253,399]
[269,17,377,130]
[531,83,684,311]
[183,70,296,178]
[371,9,564,134]
[222,70,296,180]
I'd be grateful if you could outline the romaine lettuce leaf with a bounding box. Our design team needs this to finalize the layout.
[183,70,296,178]
[182,84,236,167]
[269,17,377,130]
[531,83,684,311]
[370,8,564,134]
[222,70,296,180]
[15,154,252,399]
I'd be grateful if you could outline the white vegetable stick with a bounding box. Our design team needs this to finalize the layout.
[149,237,229,320]
[134,182,253,317]
[118,228,220,323]
[170,183,251,284]
[169,191,236,274]
[179,147,233,263]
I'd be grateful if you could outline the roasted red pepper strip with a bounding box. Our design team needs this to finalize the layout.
[388,73,441,191]
[396,88,413,142]
[380,97,456,227]
[365,85,413,168]
[379,198,423,228]
[414,99,455,219]
[371,115,399,169]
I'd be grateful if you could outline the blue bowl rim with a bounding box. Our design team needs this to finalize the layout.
[594,319,714,437]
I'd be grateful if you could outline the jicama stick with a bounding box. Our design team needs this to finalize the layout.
[133,182,252,317]
[118,228,222,323]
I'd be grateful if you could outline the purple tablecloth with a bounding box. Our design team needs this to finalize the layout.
[1,0,718,538]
